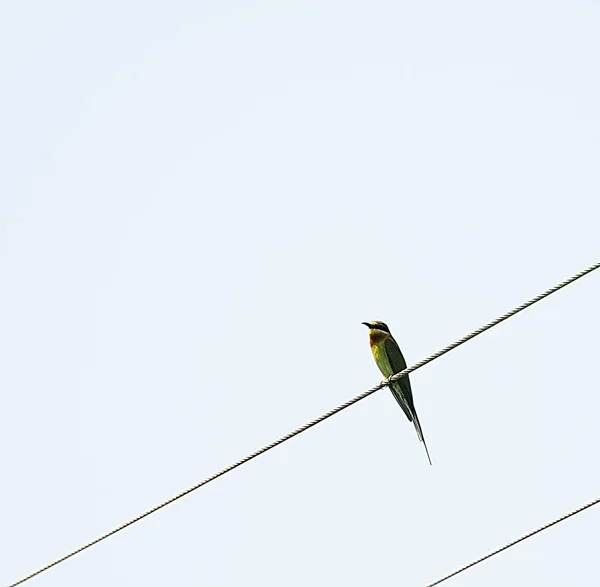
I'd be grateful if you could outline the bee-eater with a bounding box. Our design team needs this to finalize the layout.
[362,321,432,465]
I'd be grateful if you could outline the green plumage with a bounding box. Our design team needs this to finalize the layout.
[384,337,414,423]
[363,321,432,465]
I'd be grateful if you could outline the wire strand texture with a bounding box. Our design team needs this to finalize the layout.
[424,496,600,586]
[8,261,600,586]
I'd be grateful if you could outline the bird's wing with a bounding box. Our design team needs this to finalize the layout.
[384,336,414,404]
[385,336,432,464]
[389,382,413,422]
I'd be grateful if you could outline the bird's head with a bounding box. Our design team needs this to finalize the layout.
[361,320,391,333]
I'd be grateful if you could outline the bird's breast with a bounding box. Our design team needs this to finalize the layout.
[369,330,388,346]
[369,335,394,378]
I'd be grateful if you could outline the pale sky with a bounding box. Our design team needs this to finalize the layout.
[1,1,599,586]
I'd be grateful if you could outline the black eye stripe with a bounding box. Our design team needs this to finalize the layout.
[372,323,390,333]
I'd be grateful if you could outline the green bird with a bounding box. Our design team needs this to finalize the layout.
[362,320,432,465]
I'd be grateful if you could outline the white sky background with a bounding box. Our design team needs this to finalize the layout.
[1,1,599,585]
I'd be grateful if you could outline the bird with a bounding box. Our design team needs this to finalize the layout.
[362,320,432,465]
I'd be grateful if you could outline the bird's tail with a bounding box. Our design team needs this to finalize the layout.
[411,409,432,466]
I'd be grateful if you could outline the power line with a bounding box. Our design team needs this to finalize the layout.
[8,261,600,586]
[424,495,600,586]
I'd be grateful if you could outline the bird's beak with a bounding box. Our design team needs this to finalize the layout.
[361,322,371,328]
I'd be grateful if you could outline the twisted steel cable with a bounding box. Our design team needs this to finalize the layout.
[424,496,600,586]
[7,261,600,586]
